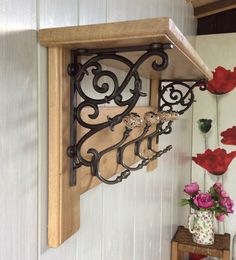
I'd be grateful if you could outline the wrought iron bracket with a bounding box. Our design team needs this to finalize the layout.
[67,43,207,186]
[159,79,207,115]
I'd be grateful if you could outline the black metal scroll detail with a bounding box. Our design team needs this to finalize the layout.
[66,43,207,186]
[67,43,174,185]
[159,79,207,115]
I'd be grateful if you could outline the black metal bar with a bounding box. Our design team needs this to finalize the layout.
[74,43,173,56]
[68,52,78,186]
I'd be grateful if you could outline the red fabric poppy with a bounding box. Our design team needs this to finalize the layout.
[192,148,236,175]
[207,66,236,94]
[189,253,207,260]
[221,126,236,145]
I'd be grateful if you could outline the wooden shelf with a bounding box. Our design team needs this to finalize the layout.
[39,17,212,80]
[189,0,236,18]
[39,18,212,248]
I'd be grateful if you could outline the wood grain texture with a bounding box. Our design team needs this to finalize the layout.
[171,241,178,260]
[39,18,212,80]
[48,47,80,247]
[194,0,236,18]
[189,0,220,8]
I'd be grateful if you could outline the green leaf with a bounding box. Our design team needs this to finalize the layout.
[191,203,199,210]
[181,199,190,206]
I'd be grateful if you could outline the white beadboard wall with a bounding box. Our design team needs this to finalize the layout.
[0,1,196,260]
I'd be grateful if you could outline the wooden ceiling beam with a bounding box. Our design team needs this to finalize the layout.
[194,0,236,18]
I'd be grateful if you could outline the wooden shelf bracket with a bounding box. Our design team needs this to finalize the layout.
[39,17,212,247]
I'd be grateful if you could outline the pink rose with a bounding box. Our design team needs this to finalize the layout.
[184,182,199,196]
[215,213,225,222]
[220,197,234,213]
[220,190,229,198]
[213,182,229,197]
[193,193,215,209]
[213,182,223,194]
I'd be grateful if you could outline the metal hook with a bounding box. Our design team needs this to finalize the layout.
[96,168,131,185]
[134,140,149,160]
[90,127,132,184]
[148,143,173,161]
[117,124,150,171]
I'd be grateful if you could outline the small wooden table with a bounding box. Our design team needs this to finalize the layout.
[171,226,230,260]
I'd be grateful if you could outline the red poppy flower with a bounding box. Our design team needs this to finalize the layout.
[192,148,236,175]
[207,66,236,94]
[189,253,207,260]
[221,126,236,145]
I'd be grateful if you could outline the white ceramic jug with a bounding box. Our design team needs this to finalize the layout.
[188,210,214,245]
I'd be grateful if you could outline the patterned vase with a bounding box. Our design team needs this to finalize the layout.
[188,210,214,245]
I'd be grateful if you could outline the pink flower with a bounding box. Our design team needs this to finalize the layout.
[220,197,234,213]
[193,193,215,209]
[213,182,223,194]
[220,190,229,198]
[216,213,225,222]
[184,182,199,196]
[213,182,229,197]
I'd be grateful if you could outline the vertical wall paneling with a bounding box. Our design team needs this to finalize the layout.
[39,0,78,28]
[78,0,107,25]
[76,186,103,260]
[0,0,38,260]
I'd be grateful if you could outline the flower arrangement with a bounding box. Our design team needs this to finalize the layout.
[181,182,234,221]
[187,66,236,256]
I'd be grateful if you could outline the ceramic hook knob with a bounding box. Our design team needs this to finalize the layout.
[144,111,160,125]
[157,111,179,122]
[123,112,143,129]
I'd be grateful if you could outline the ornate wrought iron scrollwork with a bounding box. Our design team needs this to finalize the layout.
[159,79,207,115]
[67,43,207,186]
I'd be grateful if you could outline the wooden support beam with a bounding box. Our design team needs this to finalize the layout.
[194,0,236,18]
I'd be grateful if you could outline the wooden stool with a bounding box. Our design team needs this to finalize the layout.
[171,226,230,260]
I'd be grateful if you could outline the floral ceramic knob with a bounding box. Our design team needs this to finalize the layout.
[157,111,179,122]
[123,112,142,129]
[144,111,160,126]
